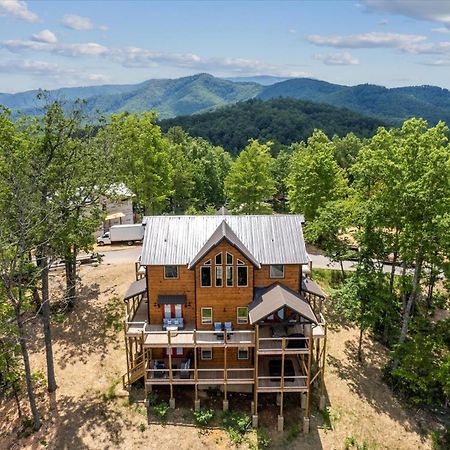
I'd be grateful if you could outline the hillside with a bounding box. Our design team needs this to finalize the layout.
[258,78,450,125]
[159,97,384,154]
[0,73,262,119]
[2,73,450,124]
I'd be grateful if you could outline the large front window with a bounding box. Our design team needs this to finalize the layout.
[201,266,212,287]
[237,266,248,287]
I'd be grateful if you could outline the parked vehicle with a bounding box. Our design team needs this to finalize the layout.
[97,224,144,246]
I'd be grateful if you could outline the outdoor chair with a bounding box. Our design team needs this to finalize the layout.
[224,321,233,338]
[214,322,224,339]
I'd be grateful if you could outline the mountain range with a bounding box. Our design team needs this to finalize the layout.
[1,73,450,125]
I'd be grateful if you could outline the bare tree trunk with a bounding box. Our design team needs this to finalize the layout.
[389,251,398,293]
[426,262,436,309]
[65,246,77,308]
[339,260,346,280]
[37,251,57,393]
[399,251,424,346]
[401,261,407,313]
[16,309,41,430]
[357,328,363,362]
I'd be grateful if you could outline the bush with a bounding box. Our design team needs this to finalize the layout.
[153,402,170,423]
[147,391,159,406]
[221,411,251,445]
[193,408,214,427]
[431,426,450,450]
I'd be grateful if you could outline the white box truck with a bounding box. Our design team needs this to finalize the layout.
[97,224,144,246]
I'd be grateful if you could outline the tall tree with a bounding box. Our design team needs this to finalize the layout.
[287,130,347,221]
[224,140,276,214]
[107,112,173,215]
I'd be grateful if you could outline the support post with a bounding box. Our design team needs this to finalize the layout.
[142,331,147,402]
[124,323,130,388]
[319,321,328,410]
[304,324,313,429]
[223,345,228,411]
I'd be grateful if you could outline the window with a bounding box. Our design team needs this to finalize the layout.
[270,264,284,278]
[237,307,248,324]
[201,307,213,324]
[237,266,248,287]
[203,259,211,265]
[201,348,213,360]
[201,266,212,287]
[215,266,223,287]
[226,252,233,265]
[226,266,233,287]
[164,265,178,279]
[237,347,249,360]
[215,252,222,265]
[237,259,245,265]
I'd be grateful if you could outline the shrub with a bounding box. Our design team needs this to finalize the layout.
[153,402,170,423]
[221,411,251,445]
[193,408,214,427]
[147,391,159,406]
[431,426,450,450]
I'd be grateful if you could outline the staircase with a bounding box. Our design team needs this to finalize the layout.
[122,352,147,388]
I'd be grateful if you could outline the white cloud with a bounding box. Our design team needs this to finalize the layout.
[61,14,108,31]
[0,59,109,84]
[364,0,450,27]
[314,52,360,65]
[0,0,38,22]
[422,59,450,66]
[432,27,450,34]
[307,32,427,49]
[288,29,297,34]
[32,29,57,44]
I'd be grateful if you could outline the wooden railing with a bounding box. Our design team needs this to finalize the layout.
[258,335,309,354]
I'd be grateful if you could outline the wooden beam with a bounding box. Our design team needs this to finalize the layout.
[305,325,313,418]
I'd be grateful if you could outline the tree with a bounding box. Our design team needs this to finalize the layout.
[287,130,347,221]
[0,108,41,429]
[107,112,173,215]
[224,140,276,214]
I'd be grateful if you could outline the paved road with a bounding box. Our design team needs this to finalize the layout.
[96,244,403,275]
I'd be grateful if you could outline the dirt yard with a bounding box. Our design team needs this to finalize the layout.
[0,253,435,449]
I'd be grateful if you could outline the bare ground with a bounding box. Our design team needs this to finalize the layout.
[0,260,435,449]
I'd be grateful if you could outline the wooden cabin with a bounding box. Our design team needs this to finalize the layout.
[122,213,327,432]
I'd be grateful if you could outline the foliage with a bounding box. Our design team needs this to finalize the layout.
[193,408,214,427]
[147,391,159,406]
[343,435,370,450]
[225,140,276,214]
[287,130,348,221]
[431,426,450,450]
[282,424,300,445]
[220,411,251,445]
[161,97,384,155]
[153,401,170,423]
[250,427,271,449]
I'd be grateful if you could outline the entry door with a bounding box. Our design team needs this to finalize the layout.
[163,304,182,319]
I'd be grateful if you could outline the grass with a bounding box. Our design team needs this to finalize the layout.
[104,296,123,333]
[152,402,170,423]
[220,411,251,446]
[312,268,347,295]
[99,379,119,403]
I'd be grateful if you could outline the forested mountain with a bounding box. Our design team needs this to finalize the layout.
[0,74,262,119]
[159,97,384,154]
[2,73,450,124]
[258,79,450,125]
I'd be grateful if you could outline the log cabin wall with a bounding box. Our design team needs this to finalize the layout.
[147,265,196,326]
[254,264,302,293]
[194,241,254,331]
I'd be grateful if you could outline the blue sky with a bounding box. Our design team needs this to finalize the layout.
[1,0,450,92]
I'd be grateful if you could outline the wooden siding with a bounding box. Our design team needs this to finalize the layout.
[147,266,196,326]
[254,264,302,293]
[195,241,254,331]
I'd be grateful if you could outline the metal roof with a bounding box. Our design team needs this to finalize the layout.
[157,295,187,305]
[248,282,318,324]
[188,220,261,269]
[141,214,308,266]
[123,277,147,300]
[301,277,326,298]
[216,206,231,215]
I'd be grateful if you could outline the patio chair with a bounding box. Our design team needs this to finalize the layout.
[153,360,166,378]
[214,322,224,339]
[224,321,233,339]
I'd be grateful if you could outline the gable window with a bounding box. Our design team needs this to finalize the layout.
[270,264,284,278]
[226,266,233,287]
[203,259,211,265]
[237,307,248,324]
[226,252,233,265]
[237,347,249,360]
[237,266,248,287]
[164,265,178,279]
[215,252,222,265]
[215,266,223,287]
[201,348,213,360]
[201,307,213,324]
[201,266,212,287]
[237,259,245,265]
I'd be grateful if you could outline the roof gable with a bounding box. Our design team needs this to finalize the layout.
[141,214,308,266]
[188,220,260,269]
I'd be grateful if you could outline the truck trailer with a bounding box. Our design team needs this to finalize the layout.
[97,224,145,246]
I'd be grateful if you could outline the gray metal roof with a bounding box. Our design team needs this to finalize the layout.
[188,220,261,269]
[123,277,147,300]
[141,214,308,266]
[301,277,326,298]
[248,282,318,324]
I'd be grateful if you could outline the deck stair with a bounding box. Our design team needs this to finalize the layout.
[122,352,147,388]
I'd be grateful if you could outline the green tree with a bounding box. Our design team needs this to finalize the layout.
[107,112,173,214]
[224,140,276,214]
[287,130,347,221]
